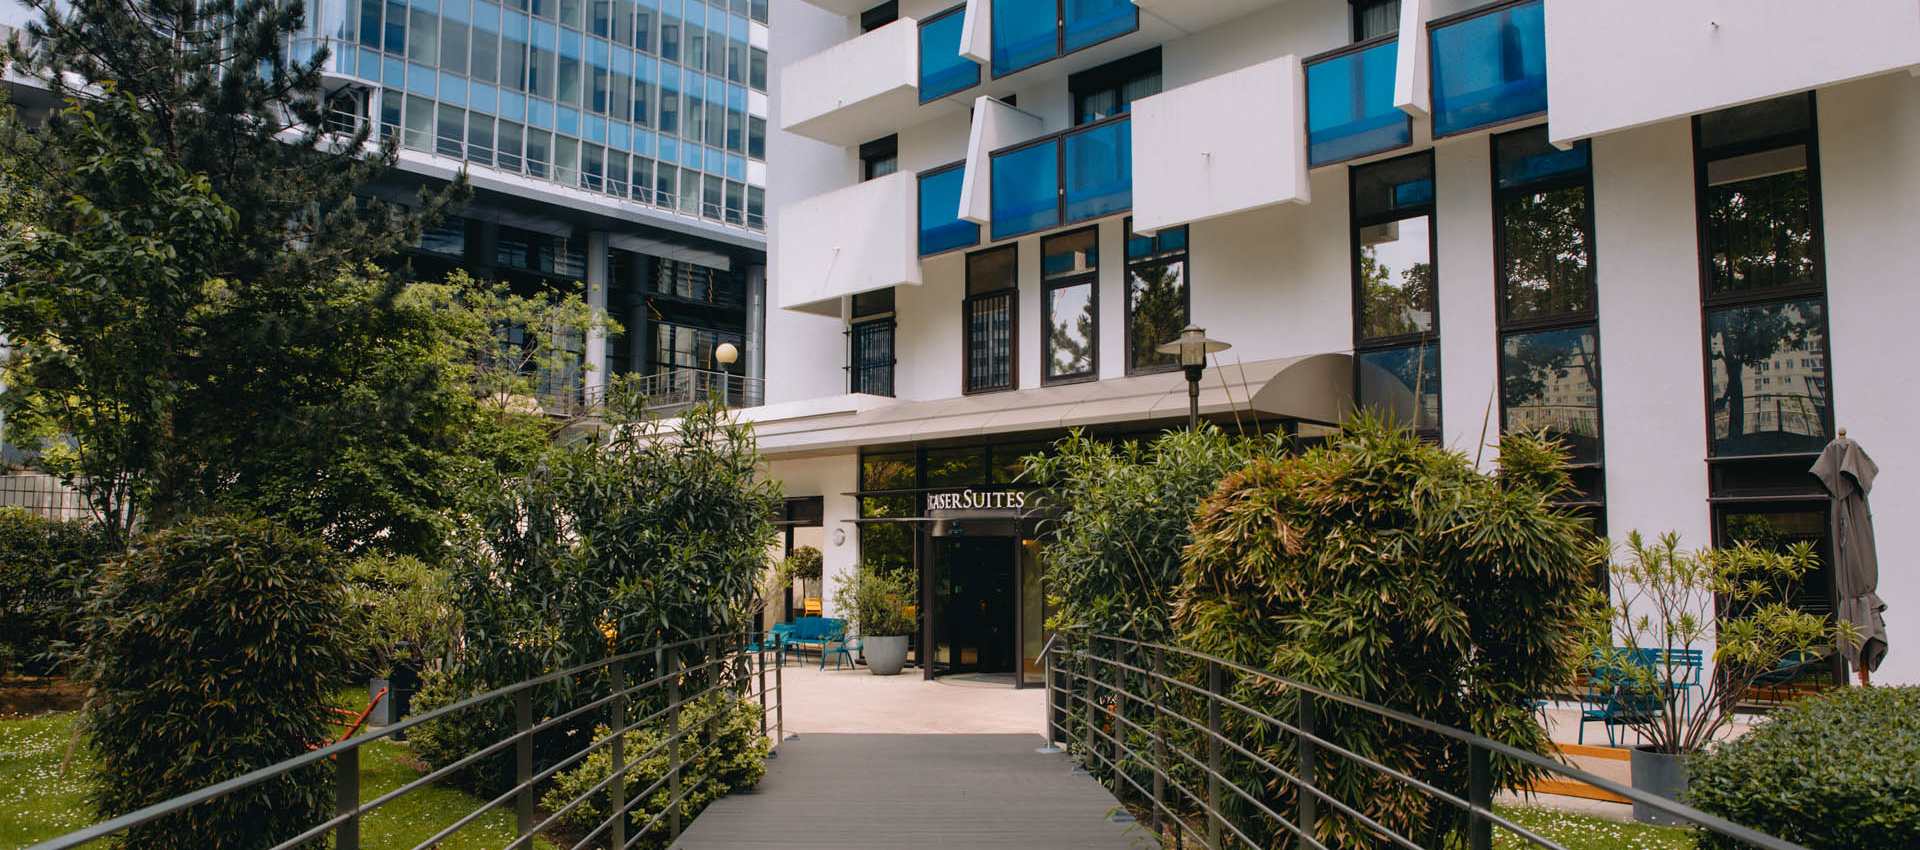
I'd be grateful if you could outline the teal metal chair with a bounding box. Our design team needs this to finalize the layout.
[824,634,859,671]
[1578,663,1661,746]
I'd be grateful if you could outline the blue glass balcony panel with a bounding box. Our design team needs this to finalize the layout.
[1430,0,1547,137]
[919,166,980,256]
[1062,118,1130,224]
[991,0,1057,77]
[990,139,1061,240]
[1062,0,1136,54]
[1305,40,1408,167]
[919,11,980,102]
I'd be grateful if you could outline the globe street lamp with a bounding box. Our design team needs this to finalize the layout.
[1155,325,1231,430]
[715,342,739,407]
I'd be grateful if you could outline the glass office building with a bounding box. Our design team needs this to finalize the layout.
[296,0,770,232]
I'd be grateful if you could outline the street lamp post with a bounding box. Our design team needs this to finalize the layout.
[715,342,739,407]
[1154,325,1231,430]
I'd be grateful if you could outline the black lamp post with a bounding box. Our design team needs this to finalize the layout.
[1155,324,1231,430]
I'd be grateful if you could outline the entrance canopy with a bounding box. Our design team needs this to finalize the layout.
[741,353,1353,458]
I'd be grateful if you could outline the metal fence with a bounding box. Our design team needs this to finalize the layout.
[0,472,93,522]
[31,631,785,850]
[1041,632,1808,850]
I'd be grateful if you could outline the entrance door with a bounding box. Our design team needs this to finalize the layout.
[932,537,1017,675]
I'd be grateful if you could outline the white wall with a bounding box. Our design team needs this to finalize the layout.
[1432,137,1499,466]
[1545,0,1920,146]
[1815,71,1920,685]
[764,0,856,404]
[765,453,863,617]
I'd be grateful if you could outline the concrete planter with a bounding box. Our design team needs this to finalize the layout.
[863,635,909,676]
[1629,746,1690,825]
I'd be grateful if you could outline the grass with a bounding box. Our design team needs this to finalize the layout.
[1495,805,1694,850]
[0,711,558,850]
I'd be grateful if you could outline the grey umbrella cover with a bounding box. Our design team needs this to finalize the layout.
[1811,437,1888,672]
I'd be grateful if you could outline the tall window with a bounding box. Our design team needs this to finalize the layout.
[1695,94,1838,655]
[1123,219,1189,374]
[1069,48,1161,126]
[1041,228,1099,384]
[860,134,899,181]
[1494,125,1604,528]
[1352,0,1400,41]
[964,246,1018,393]
[850,288,897,397]
[1351,152,1439,438]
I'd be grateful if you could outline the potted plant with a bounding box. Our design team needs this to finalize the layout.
[778,546,824,615]
[833,563,916,676]
[343,554,460,728]
[1587,532,1850,824]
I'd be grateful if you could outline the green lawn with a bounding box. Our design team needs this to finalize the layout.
[1496,805,1694,850]
[0,712,558,850]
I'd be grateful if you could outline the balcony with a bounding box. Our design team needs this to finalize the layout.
[987,0,1138,78]
[779,18,925,147]
[919,163,980,257]
[1543,0,1920,145]
[1306,37,1411,166]
[775,171,921,313]
[1132,0,1288,35]
[919,7,980,103]
[1131,55,1309,234]
[1428,0,1547,138]
[988,116,1131,242]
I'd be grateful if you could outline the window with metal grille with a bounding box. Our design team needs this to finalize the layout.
[964,246,1017,393]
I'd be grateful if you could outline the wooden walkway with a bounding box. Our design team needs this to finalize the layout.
[671,734,1155,849]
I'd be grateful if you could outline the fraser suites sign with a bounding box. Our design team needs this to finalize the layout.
[925,489,1028,512]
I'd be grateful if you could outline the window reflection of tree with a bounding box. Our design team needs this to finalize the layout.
[1356,238,1434,339]
[1501,328,1600,463]
[1359,344,1439,435]
[1128,260,1186,371]
[1047,284,1095,377]
[1706,166,1816,296]
[1708,301,1826,454]
[860,454,917,575]
[1500,186,1591,321]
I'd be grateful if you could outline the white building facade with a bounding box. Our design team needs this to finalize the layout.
[755,0,1920,686]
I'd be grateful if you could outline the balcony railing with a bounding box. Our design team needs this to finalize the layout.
[1305,36,1410,167]
[1429,0,1548,137]
[989,115,1132,242]
[990,0,1139,78]
[918,162,981,257]
[918,7,980,103]
[628,367,767,414]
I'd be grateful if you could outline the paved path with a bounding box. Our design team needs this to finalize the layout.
[671,733,1155,849]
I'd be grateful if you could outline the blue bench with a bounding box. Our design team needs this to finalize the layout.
[773,616,849,669]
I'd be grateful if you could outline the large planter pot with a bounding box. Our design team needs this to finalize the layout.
[1630,746,1690,825]
[863,635,909,676]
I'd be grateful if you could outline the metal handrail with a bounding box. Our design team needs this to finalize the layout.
[31,631,788,850]
[1040,631,1811,850]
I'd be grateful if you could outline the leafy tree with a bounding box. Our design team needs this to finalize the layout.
[73,516,351,849]
[1175,415,1604,849]
[0,0,466,544]
[1023,426,1263,642]
[0,507,112,677]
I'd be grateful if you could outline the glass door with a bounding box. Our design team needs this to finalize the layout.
[932,537,1017,675]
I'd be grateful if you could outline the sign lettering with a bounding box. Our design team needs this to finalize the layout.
[924,490,1028,512]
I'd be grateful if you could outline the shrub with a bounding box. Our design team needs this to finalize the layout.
[1175,416,1604,849]
[341,553,461,678]
[74,516,351,850]
[833,562,916,637]
[0,507,112,677]
[540,692,768,847]
[1023,425,1262,641]
[1688,686,1920,849]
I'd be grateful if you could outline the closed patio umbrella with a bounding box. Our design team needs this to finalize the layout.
[1811,428,1888,685]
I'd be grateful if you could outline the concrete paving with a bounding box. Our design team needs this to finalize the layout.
[774,663,1044,735]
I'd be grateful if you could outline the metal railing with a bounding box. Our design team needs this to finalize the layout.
[31,631,786,850]
[629,368,766,414]
[1040,632,1809,850]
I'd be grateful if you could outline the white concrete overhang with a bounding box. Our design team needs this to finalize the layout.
[1543,0,1920,148]
[779,18,932,147]
[1130,54,1310,235]
[773,170,921,315]
[958,96,1045,226]
[791,0,875,16]
[738,353,1355,458]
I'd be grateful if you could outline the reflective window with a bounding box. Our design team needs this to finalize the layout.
[990,140,1060,240]
[1502,327,1602,464]
[1707,300,1829,456]
[1353,0,1399,42]
[1353,152,1439,436]
[917,164,979,256]
[1041,228,1098,382]
[1495,128,1593,323]
[1124,221,1188,374]
[1305,39,1408,166]
[1357,343,1440,438]
[918,7,979,102]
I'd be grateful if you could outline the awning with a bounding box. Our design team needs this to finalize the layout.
[739,353,1353,458]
